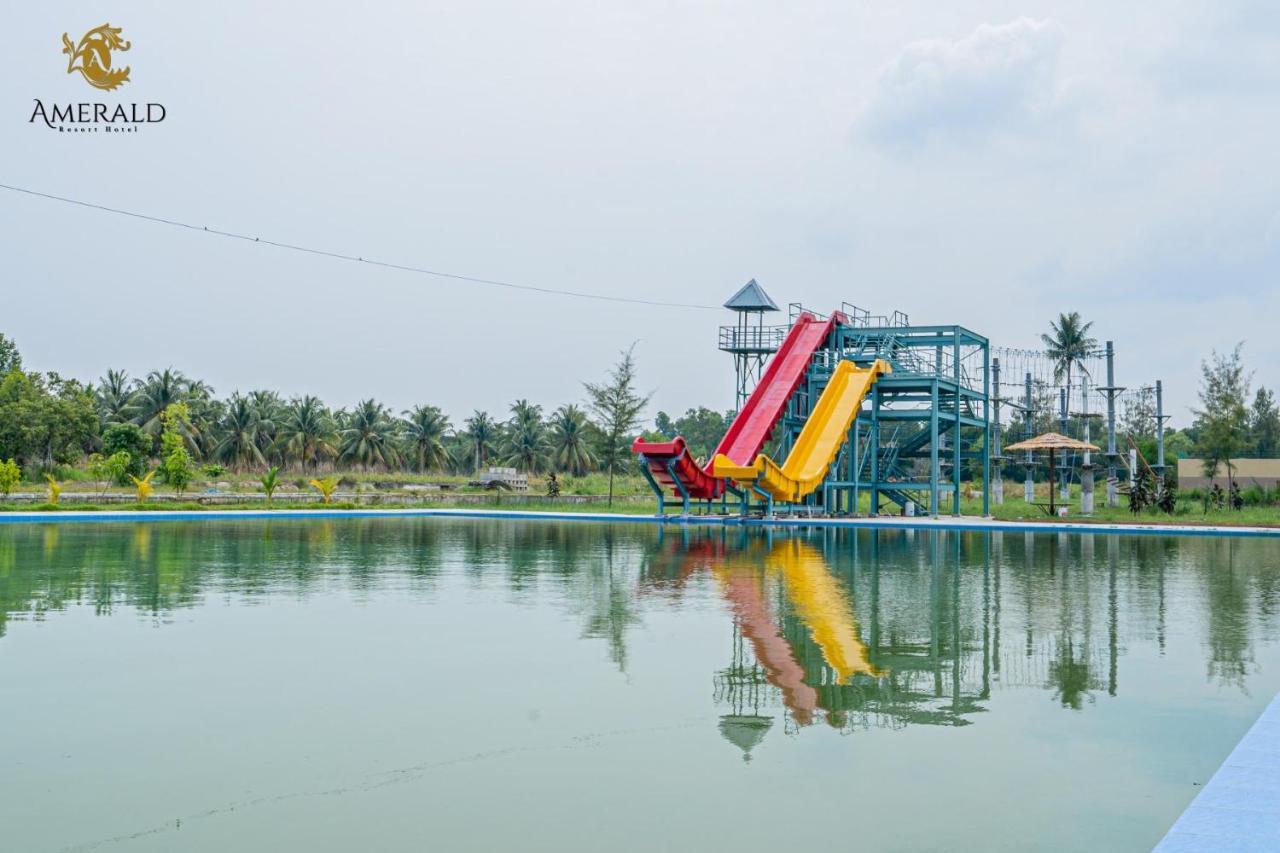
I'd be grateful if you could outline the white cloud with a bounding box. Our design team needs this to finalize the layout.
[858,18,1069,148]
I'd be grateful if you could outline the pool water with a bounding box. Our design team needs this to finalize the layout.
[2,518,1278,852]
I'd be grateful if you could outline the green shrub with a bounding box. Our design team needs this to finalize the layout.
[102,423,149,478]
[0,458,20,495]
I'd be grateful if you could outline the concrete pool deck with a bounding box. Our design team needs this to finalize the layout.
[2,507,1280,538]
[1154,691,1280,852]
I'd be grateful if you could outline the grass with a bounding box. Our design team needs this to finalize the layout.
[10,469,655,499]
[0,498,661,515]
[4,477,1279,528]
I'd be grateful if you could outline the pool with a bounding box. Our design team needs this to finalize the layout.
[2,518,1277,852]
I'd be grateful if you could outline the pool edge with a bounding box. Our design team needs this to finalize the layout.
[1152,691,1280,851]
[1,508,1279,538]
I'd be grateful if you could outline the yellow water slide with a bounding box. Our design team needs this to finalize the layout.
[713,359,890,503]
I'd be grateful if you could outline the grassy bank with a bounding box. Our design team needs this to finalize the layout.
[0,498,661,515]
[2,490,1278,528]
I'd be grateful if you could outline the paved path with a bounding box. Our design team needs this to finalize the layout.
[1154,692,1280,852]
[1,507,1279,537]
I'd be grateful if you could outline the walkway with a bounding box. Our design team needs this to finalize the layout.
[1154,692,1280,851]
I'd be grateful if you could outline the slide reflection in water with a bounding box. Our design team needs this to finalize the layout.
[768,538,882,683]
[712,559,820,726]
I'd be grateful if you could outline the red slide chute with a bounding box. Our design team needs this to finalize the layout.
[632,311,837,501]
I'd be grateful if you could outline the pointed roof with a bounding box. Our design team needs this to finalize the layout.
[1004,432,1100,452]
[724,278,779,312]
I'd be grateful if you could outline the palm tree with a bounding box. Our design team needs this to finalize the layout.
[402,404,451,472]
[462,411,498,474]
[339,399,401,469]
[277,395,337,471]
[95,368,135,425]
[249,390,282,463]
[549,404,594,476]
[502,399,547,473]
[132,368,190,439]
[1041,312,1098,398]
[213,393,265,471]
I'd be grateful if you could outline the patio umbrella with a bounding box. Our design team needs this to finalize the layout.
[1003,432,1101,516]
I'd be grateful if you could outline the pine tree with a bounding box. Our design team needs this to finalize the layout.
[584,345,650,506]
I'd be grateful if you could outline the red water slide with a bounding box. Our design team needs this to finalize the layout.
[632,311,837,501]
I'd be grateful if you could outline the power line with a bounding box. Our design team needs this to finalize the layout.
[0,182,721,310]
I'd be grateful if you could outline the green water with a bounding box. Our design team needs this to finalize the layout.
[2,519,1279,852]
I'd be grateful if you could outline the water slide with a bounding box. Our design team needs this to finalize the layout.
[714,359,890,503]
[632,312,838,501]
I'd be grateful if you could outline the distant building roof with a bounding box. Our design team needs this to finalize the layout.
[723,278,779,312]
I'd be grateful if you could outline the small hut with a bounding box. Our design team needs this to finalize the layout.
[1003,432,1100,515]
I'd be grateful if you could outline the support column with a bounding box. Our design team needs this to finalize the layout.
[1058,386,1070,502]
[1081,377,1094,515]
[1023,372,1034,504]
[992,356,1004,506]
[1155,379,1166,481]
[1104,341,1120,508]
[983,345,991,517]
[930,380,940,518]
[953,338,962,516]
[851,419,862,515]
[870,385,881,515]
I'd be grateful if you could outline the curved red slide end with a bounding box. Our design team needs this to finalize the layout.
[631,435,724,500]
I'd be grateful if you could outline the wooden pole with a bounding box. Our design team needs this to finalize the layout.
[1049,447,1056,515]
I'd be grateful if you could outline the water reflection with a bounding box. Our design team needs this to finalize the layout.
[2,519,1279,758]
[642,524,1280,756]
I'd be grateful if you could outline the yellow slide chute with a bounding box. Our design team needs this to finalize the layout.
[713,359,890,502]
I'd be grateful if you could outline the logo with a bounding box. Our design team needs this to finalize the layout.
[61,23,131,91]
[30,22,165,133]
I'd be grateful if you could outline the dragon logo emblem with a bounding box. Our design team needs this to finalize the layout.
[61,24,131,91]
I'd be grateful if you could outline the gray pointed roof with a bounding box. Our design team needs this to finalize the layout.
[724,278,779,312]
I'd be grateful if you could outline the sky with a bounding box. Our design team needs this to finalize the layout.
[3,1,1278,428]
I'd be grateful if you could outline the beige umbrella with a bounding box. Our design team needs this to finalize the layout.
[1004,432,1101,515]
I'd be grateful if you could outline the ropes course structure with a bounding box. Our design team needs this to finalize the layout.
[988,343,1168,512]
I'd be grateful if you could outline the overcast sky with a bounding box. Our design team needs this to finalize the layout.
[4,2,1278,428]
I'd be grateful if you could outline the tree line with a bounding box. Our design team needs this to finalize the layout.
[0,334,656,501]
[3,317,1274,499]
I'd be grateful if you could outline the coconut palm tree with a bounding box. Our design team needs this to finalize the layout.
[1041,311,1098,397]
[277,395,337,471]
[462,411,498,474]
[549,404,594,476]
[249,390,282,463]
[402,404,451,472]
[213,393,265,471]
[132,368,190,439]
[131,368,211,456]
[339,399,401,469]
[95,368,135,425]
[502,399,547,473]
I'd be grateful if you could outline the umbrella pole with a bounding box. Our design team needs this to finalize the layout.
[1049,447,1056,515]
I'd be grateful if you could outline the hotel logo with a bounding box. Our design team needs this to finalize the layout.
[31,22,165,133]
[62,24,132,91]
